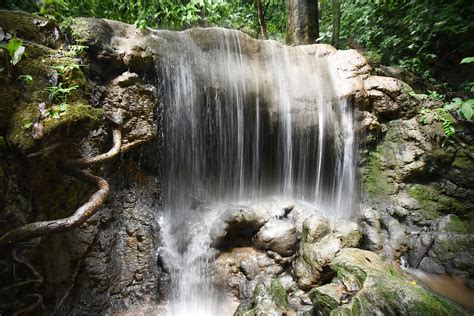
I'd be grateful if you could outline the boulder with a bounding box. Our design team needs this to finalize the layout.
[234,279,288,316]
[310,248,467,315]
[252,219,297,256]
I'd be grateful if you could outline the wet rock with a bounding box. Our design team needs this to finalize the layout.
[210,205,272,249]
[359,207,383,251]
[314,248,467,315]
[252,219,297,256]
[287,204,318,235]
[333,219,362,248]
[418,257,445,274]
[293,219,362,290]
[112,71,140,88]
[380,213,408,259]
[301,214,330,243]
[435,214,468,234]
[234,279,288,316]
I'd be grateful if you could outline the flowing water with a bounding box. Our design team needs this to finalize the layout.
[152,28,357,315]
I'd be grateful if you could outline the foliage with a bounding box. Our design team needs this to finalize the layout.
[419,107,456,139]
[18,74,33,84]
[445,98,474,121]
[460,57,474,64]
[0,37,26,66]
[320,0,473,82]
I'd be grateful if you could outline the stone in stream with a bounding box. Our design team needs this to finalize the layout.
[309,248,468,315]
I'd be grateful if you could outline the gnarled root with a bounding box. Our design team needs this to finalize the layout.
[0,128,125,249]
[0,168,109,248]
[67,128,122,167]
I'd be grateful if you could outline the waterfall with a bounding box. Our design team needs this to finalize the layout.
[152,28,357,315]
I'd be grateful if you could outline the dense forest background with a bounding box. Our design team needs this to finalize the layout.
[2,0,473,92]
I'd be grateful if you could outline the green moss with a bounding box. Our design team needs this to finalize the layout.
[441,214,468,234]
[8,102,103,152]
[363,150,397,200]
[269,279,288,310]
[0,9,46,42]
[407,183,469,219]
[309,286,339,314]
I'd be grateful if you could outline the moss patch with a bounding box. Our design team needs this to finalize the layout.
[407,183,469,219]
[363,150,397,200]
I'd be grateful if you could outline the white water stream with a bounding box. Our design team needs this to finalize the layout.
[151,28,357,315]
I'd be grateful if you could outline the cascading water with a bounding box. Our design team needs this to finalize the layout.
[152,28,357,315]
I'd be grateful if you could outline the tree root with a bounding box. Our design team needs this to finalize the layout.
[0,128,127,249]
[67,128,122,167]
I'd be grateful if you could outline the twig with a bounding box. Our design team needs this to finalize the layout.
[415,237,435,268]
[12,294,44,316]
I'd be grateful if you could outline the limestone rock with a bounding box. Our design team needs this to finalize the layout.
[252,219,297,256]
[311,248,467,315]
[234,279,288,316]
[210,205,271,249]
[301,214,330,243]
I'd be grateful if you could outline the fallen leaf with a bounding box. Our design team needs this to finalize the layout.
[32,121,44,140]
[38,102,48,119]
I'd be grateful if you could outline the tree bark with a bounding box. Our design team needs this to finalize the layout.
[331,0,341,48]
[286,0,319,45]
[256,0,269,39]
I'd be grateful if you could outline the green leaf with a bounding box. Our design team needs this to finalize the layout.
[459,103,473,120]
[59,102,68,112]
[19,74,33,84]
[460,57,474,64]
[11,45,25,65]
[23,122,33,129]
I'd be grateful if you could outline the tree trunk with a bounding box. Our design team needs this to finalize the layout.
[331,0,341,48]
[256,0,269,39]
[286,0,319,45]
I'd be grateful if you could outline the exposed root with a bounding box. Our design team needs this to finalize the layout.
[120,138,148,154]
[0,128,125,249]
[0,168,109,248]
[0,250,45,315]
[67,128,122,167]
[12,294,44,316]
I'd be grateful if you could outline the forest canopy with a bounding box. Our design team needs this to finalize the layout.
[2,0,473,88]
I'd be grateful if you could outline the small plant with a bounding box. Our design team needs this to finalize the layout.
[18,74,33,84]
[52,62,81,81]
[427,90,445,101]
[419,107,456,138]
[0,37,26,66]
[444,98,473,121]
[46,82,78,101]
[48,102,68,119]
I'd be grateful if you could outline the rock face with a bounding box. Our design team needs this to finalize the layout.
[0,10,164,315]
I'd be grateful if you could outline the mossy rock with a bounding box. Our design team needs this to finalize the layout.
[363,149,397,200]
[0,9,61,48]
[407,183,471,219]
[437,214,468,234]
[8,101,103,154]
[310,248,467,316]
[234,279,288,316]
